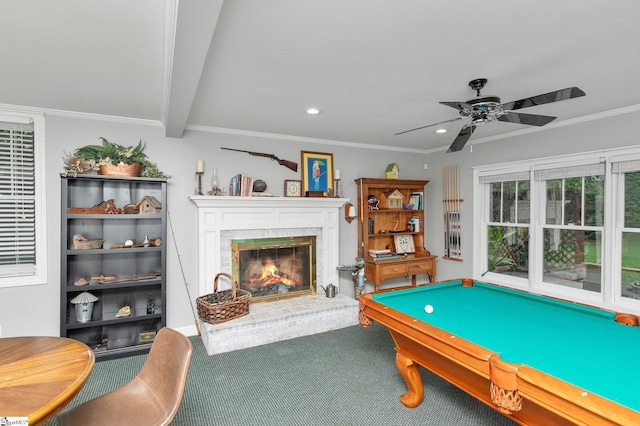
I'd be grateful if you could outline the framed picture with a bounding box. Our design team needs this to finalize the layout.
[394,234,415,254]
[284,180,302,197]
[301,151,333,195]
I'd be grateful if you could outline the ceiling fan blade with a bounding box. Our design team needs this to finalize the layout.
[497,112,557,126]
[501,87,585,111]
[447,125,476,153]
[395,116,464,136]
[440,101,474,111]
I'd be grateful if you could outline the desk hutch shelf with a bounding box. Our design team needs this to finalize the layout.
[356,178,436,291]
[60,174,167,360]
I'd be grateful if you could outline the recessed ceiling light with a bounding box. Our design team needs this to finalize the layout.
[436,128,447,134]
[306,108,321,115]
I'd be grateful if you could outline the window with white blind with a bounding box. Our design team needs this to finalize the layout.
[0,113,46,287]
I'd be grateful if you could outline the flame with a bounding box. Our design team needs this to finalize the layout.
[246,260,297,288]
[261,262,277,279]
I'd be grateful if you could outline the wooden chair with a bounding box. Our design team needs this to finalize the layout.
[57,327,193,426]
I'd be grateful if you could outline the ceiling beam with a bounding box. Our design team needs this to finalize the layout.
[163,0,224,138]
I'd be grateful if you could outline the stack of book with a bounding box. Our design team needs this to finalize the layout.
[229,174,253,196]
[369,249,402,261]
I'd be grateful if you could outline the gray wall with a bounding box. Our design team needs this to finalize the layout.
[422,110,640,282]
[2,110,636,337]
[0,114,428,337]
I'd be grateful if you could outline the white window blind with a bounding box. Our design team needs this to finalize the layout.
[612,159,640,174]
[534,162,605,181]
[0,120,36,277]
[479,170,531,184]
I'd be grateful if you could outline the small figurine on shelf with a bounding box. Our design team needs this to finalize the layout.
[367,195,380,210]
[385,163,399,179]
[115,305,131,318]
[147,294,155,314]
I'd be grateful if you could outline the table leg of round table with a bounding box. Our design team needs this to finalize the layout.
[396,352,424,408]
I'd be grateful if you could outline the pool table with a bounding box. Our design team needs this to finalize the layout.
[358,279,640,425]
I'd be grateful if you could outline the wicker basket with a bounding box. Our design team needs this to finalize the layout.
[196,273,251,324]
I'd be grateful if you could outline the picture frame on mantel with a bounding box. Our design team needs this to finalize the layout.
[301,150,333,196]
[284,180,302,197]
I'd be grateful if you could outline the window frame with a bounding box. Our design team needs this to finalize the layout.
[0,111,47,288]
[611,153,640,311]
[473,147,640,314]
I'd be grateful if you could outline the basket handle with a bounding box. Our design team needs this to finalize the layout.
[213,273,238,299]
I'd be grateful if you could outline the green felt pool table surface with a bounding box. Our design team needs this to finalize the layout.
[372,280,640,413]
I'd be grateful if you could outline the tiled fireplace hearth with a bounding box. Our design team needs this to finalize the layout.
[190,196,359,355]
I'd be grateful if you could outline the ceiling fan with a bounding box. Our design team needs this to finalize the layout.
[396,78,586,153]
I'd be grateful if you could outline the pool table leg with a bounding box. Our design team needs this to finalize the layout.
[395,352,424,408]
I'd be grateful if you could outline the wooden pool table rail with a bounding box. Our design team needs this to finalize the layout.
[359,291,640,426]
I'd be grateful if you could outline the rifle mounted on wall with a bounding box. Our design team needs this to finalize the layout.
[221,147,298,172]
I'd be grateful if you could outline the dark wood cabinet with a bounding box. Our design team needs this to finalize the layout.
[356,178,436,291]
[60,174,167,360]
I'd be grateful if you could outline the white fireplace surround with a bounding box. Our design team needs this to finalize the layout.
[189,196,349,297]
[189,196,358,355]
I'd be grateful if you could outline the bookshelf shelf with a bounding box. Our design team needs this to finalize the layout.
[356,178,437,291]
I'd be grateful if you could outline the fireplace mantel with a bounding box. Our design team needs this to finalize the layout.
[190,196,349,297]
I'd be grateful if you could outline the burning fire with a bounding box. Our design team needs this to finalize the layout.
[245,260,297,289]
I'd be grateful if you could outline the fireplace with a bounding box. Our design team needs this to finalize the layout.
[189,196,346,298]
[190,196,359,355]
[232,236,316,302]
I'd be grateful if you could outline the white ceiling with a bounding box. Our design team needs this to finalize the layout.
[2,0,640,153]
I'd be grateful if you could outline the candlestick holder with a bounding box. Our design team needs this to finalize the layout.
[194,172,204,195]
[334,178,342,198]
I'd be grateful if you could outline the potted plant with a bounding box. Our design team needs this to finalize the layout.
[64,137,169,178]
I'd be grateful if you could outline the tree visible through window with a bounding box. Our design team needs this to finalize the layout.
[484,176,530,277]
[539,168,604,292]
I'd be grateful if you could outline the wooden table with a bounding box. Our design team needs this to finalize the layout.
[0,336,95,425]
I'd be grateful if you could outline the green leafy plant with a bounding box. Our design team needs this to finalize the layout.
[64,137,169,178]
[73,137,148,167]
[141,161,171,179]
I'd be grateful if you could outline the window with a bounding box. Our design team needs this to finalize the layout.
[480,171,530,279]
[612,157,640,304]
[535,163,605,293]
[474,149,640,312]
[0,113,46,287]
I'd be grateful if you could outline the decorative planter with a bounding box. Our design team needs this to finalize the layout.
[98,162,143,177]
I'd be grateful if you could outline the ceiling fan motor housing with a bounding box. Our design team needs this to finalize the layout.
[467,95,501,110]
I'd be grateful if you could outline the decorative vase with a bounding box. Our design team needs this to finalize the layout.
[98,162,143,177]
[253,179,267,193]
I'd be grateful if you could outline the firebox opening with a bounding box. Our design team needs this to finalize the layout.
[231,236,316,302]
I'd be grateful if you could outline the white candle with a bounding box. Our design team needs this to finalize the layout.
[196,160,204,173]
[335,169,341,180]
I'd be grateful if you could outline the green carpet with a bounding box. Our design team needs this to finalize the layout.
[50,323,516,425]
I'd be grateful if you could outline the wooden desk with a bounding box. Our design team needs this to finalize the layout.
[0,336,95,425]
[365,253,437,291]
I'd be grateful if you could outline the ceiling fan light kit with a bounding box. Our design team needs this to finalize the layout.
[397,78,586,153]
